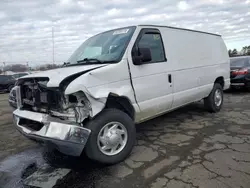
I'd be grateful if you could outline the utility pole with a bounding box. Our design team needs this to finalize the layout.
[26,62,29,73]
[2,62,5,75]
[52,26,55,64]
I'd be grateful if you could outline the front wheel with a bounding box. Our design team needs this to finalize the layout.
[204,83,223,113]
[84,109,136,164]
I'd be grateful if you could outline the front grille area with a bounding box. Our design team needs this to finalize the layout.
[19,78,62,112]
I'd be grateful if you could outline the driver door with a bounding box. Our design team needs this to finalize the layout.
[127,28,173,121]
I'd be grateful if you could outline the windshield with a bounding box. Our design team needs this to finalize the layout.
[67,26,136,65]
[230,57,250,67]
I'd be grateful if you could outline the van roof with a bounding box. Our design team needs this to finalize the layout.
[138,24,221,37]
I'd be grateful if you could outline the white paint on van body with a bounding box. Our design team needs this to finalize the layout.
[18,25,230,123]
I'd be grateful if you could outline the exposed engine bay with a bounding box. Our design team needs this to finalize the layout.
[18,78,92,124]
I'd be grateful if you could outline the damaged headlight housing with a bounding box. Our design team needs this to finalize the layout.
[51,91,92,124]
[8,86,17,108]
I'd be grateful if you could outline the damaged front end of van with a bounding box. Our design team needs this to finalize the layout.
[10,26,138,164]
[11,67,109,156]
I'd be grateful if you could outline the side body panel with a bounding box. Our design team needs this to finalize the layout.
[125,26,229,122]
[158,27,230,109]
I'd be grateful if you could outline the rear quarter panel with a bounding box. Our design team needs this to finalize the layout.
[159,27,229,107]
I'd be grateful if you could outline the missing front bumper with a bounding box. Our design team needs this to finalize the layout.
[13,109,91,156]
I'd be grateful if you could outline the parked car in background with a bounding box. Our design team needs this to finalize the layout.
[9,25,230,164]
[12,72,29,79]
[230,56,250,89]
[0,75,16,92]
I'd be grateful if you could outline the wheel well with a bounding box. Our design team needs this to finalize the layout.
[214,77,224,88]
[105,94,135,120]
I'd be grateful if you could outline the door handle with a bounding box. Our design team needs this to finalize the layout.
[168,74,172,83]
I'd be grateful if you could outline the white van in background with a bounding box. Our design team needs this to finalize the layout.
[10,25,230,164]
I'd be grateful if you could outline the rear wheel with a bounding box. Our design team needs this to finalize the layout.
[84,109,136,164]
[204,83,223,113]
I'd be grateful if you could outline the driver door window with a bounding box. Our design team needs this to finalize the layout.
[135,32,166,64]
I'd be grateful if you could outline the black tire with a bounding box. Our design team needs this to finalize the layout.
[204,83,223,113]
[84,108,136,164]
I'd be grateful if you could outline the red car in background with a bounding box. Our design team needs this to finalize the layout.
[230,56,250,89]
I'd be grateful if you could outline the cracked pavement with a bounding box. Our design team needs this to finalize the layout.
[1,90,250,188]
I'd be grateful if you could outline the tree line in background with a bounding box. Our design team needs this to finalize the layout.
[0,63,61,74]
[38,63,61,71]
[228,46,250,57]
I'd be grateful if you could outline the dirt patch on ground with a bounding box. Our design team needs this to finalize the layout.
[0,94,35,160]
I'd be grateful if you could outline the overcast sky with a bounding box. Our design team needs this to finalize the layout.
[0,0,249,65]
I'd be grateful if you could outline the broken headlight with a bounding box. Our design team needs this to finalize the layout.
[51,92,92,124]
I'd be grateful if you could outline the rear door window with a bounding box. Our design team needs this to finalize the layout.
[246,58,250,66]
[230,58,248,67]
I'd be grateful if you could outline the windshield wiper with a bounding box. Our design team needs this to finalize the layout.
[77,58,104,64]
[62,62,71,67]
[65,58,117,67]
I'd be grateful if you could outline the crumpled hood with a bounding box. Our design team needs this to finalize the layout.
[20,64,107,87]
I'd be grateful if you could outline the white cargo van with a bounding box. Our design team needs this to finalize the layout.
[10,25,230,164]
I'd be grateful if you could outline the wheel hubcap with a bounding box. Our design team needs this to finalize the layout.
[97,122,128,156]
[214,89,222,107]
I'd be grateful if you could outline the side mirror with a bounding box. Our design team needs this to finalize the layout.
[133,47,152,65]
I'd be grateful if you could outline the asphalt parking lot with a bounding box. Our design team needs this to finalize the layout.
[1,90,250,188]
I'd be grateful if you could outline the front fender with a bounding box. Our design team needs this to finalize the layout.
[65,83,107,117]
[64,81,136,118]
[64,60,136,117]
